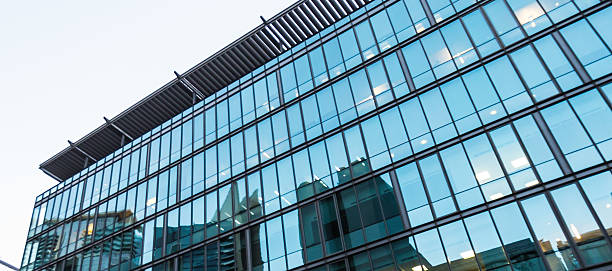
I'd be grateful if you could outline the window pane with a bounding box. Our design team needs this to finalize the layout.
[414,229,449,271]
[561,19,612,78]
[396,162,432,226]
[533,35,581,91]
[541,100,602,171]
[511,45,558,101]
[569,91,612,160]
[490,203,546,270]
[522,195,580,270]
[580,172,612,234]
[338,187,365,249]
[420,155,455,217]
[551,184,612,265]
[464,212,510,270]
[439,221,480,270]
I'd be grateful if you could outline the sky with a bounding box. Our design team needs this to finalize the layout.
[0,0,288,267]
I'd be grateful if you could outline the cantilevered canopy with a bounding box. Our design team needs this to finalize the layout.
[40,0,373,181]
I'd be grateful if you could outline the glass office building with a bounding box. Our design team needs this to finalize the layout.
[20,0,612,270]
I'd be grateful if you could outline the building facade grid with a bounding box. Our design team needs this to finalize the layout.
[20,0,612,270]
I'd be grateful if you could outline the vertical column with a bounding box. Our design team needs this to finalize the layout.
[395,50,417,93]
[388,170,411,229]
[532,112,573,175]
[418,0,437,26]
[551,31,592,83]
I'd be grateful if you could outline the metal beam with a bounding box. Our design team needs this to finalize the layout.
[103,117,134,141]
[261,16,290,49]
[175,71,206,99]
[37,0,379,181]
[40,167,64,182]
[67,140,97,163]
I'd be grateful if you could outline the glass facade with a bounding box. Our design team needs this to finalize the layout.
[21,0,612,270]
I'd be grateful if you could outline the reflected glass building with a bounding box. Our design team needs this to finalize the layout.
[20,0,612,270]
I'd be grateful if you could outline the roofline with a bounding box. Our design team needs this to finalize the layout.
[40,0,373,181]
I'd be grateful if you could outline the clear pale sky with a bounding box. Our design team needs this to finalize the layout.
[0,0,287,267]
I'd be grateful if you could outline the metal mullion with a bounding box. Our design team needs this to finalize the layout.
[295,201,310,263]
[34,160,612,270]
[507,122,547,187]
[478,5,506,52]
[349,20,367,64]
[359,43,379,109]
[395,49,417,93]
[35,11,612,268]
[475,53,515,123]
[482,209,517,271]
[258,220,270,271]
[529,41,566,94]
[311,200,328,261]
[369,157,393,237]
[387,170,410,230]
[506,51,540,106]
[484,131,520,198]
[563,92,608,162]
[526,94,577,178]
[434,151,465,219]
[454,141,491,211]
[543,191,587,267]
[242,224,251,271]
[278,213,290,270]
[459,218,486,271]
[347,181,370,249]
[433,225,453,271]
[418,0,436,26]
[432,11,467,89]
[412,157,439,222]
[513,199,556,271]
[276,69,285,106]
[499,0,533,41]
[375,50,399,103]
[330,193,348,254]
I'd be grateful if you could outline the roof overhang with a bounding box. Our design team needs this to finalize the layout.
[40,0,373,181]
